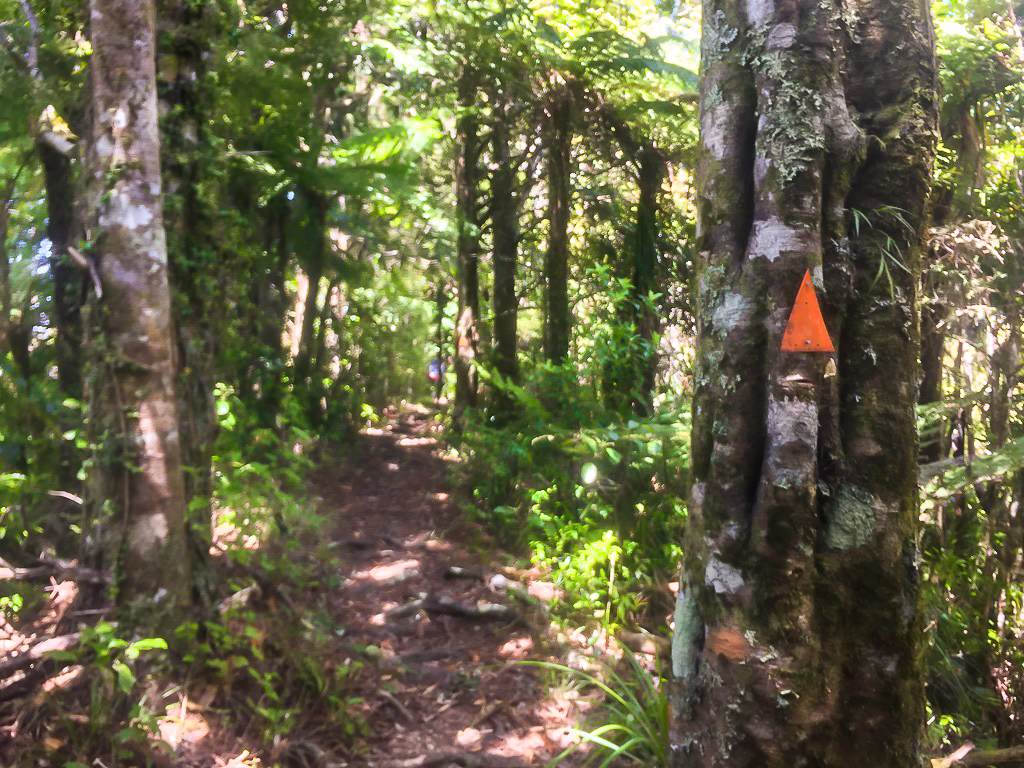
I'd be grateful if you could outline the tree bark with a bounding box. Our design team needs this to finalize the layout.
[629,145,664,415]
[670,0,938,764]
[38,142,84,398]
[85,0,191,620]
[454,66,481,421]
[490,84,519,408]
[293,187,329,421]
[157,0,218,523]
[543,77,572,366]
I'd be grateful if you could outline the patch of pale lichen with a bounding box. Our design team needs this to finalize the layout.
[825,483,877,549]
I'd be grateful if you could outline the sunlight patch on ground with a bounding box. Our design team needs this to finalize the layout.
[497,635,534,659]
[370,601,399,625]
[350,559,421,584]
[398,436,437,447]
[42,664,83,692]
[483,690,594,763]
[455,726,483,747]
[212,515,268,554]
[527,581,561,602]
[158,695,211,750]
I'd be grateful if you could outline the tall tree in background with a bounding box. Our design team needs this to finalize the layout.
[488,71,521,404]
[629,144,664,414]
[670,0,937,764]
[543,73,572,365]
[454,63,482,419]
[85,0,191,618]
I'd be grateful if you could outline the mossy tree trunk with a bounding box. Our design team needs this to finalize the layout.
[85,0,191,621]
[669,0,938,764]
[293,187,330,423]
[157,0,219,529]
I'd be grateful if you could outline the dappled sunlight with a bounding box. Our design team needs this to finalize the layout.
[212,514,269,554]
[157,694,211,750]
[482,686,597,763]
[41,664,83,693]
[527,580,561,602]
[398,436,437,447]
[350,558,421,584]
[497,634,534,659]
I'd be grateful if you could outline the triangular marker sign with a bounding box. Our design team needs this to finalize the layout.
[781,269,834,353]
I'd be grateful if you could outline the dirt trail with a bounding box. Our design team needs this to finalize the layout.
[314,405,588,767]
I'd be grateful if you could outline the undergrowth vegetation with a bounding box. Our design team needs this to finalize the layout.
[0,387,370,767]
[524,652,670,768]
[455,355,690,631]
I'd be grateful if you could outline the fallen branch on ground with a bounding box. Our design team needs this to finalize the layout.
[962,746,1024,766]
[423,596,516,621]
[386,594,519,623]
[378,754,531,768]
[0,556,107,584]
[0,632,82,703]
[0,633,81,682]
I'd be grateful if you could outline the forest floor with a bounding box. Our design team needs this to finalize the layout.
[1,403,653,767]
[286,402,603,767]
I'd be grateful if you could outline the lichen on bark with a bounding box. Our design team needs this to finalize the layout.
[671,0,938,762]
[85,0,192,624]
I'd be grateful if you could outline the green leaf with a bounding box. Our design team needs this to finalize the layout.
[112,660,134,693]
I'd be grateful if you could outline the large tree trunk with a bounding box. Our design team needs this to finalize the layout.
[544,77,572,366]
[85,0,191,620]
[454,66,481,421]
[157,0,218,526]
[669,0,938,763]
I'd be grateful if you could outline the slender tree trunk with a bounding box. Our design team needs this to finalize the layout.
[629,145,664,415]
[490,88,519,401]
[435,282,446,400]
[0,177,32,386]
[85,0,191,620]
[544,78,572,366]
[670,0,938,763]
[918,269,947,464]
[0,177,15,362]
[294,188,328,419]
[255,194,292,424]
[38,143,84,398]
[454,66,481,421]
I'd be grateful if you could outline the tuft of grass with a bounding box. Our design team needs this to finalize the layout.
[521,647,668,768]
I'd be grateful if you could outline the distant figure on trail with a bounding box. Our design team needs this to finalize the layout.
[427,359,444,383]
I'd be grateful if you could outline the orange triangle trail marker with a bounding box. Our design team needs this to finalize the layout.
[781,269,834,353]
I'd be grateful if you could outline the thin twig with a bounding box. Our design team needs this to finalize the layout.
[377,689,415,724]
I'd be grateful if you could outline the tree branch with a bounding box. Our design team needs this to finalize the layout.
[16,0,39,79]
